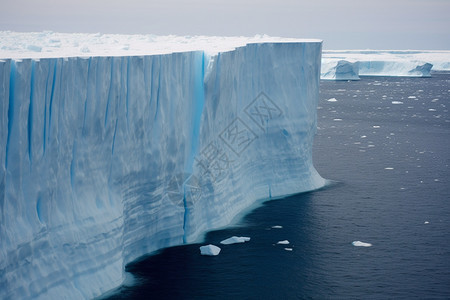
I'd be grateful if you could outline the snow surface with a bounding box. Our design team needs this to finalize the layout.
[0,32,325,299]
[322,50,450,78]
[200,244,221,256]
[0,31,320,59]
[220,236,251,245]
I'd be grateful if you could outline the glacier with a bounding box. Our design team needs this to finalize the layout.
[0,32,325,299]
[321,50,450,79]
[321,60,360,81]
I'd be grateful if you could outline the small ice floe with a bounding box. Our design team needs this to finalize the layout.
[384,167,394,170]
[352,241,372,247]
[220,236,250,245]
[408,96,417,99]
[392,101,403,105]
[277,240,290,245]
[333,118,343,121]
[284,248,293,251]
[272,225,283,229]
[428,109,437,112]
[373,125,381,128]
[327,98,338,102]
[200,244,221,256]
[424,221,430,224]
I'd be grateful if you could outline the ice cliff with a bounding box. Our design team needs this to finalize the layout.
[321,50,450,78]
[0,32,325,299]
[321,60,360,80]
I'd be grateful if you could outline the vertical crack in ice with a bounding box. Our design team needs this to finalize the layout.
[70,141,76,190]
[111,119,118,155]
[182,191,188,243]
[5,60,15,169]
[154,56,161,122]
[82,58,92,132]
[104,57,114,127]
[185,51,206,173]
[48,59,58,141]
[126,56,130,128]
[28,59,35,165]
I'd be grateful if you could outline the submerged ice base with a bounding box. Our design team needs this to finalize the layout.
[0,33,325,299]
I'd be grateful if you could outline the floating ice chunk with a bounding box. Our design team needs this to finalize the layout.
[392,101,403,104]
[424,221,429,224]
[352,241,372,247]
[408,96,417,99]
[284,248,293,251]
[327,98,338,102]
[220,236,251,245]
[272,225,283,229]
[200,244,221,256]
[384,167,394,170]
[373,125,381,128]
[333,118,343,121]
[277,240,290,245]
[428,108,436,112]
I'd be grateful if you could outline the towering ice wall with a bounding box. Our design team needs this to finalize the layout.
[0,33,324,299]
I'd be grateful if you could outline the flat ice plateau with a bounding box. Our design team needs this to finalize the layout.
[0,32,325,299]
[321,50,450,80]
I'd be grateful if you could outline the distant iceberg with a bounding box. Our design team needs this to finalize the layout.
[0,32,325,299]
[321,50,450,78]
[321,59,360,80]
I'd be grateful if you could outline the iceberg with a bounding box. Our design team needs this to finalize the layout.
[322,50,450,77]
[321,60,360,80]
[199,244,221,256]
[0,32,325,299]
[277,240,290,245]
[352,241,372,247]
[220,236,251,245]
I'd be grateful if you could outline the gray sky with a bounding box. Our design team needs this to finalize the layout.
[1,0,449,49]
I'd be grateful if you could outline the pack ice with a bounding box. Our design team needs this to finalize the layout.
[0,32,325,299]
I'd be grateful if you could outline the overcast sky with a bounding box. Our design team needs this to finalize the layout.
[1,0,449,49]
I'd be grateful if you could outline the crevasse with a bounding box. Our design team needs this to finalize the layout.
[0,42,325,299]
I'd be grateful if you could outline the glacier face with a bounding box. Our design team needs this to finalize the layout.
[322,50,450,78]
[321,60,360,80]
[0,37,324,299]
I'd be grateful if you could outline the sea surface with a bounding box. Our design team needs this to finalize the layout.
[107,73,450,299]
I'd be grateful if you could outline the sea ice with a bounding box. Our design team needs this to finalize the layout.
[220,236,251,245]
[352,241,372,247]
[277,240,290,245]
[200,245,221,256]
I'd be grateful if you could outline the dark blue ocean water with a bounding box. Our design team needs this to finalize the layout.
[107,74,450,299]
